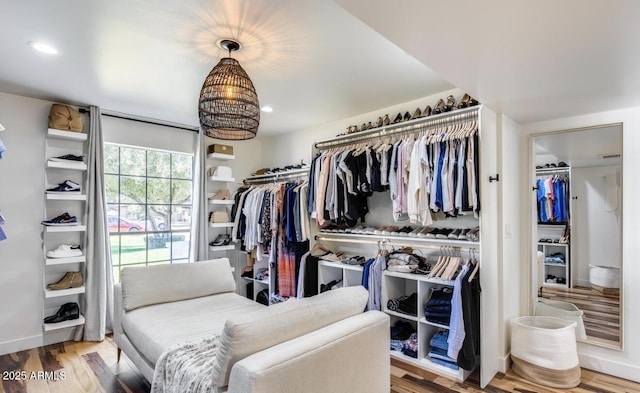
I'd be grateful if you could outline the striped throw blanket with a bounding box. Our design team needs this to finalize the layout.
[151,335,220,393]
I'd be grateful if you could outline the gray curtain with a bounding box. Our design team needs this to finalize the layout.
[190,130,208,261]
[76,106,113,341]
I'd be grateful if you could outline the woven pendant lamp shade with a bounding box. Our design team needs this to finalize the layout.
[199,57,260,140]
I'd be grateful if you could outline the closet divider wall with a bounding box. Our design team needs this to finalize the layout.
[308,105,500,387]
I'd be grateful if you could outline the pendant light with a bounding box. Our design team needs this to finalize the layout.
[199,39,260,140]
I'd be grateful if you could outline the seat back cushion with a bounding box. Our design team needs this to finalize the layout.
[120,258,236,311]
[212,285,368,388]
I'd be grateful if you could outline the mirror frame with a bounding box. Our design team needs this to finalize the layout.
[527,122,624,351]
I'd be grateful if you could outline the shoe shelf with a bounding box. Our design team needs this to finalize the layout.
[46,160,87,171]
[43,314,85,332]
[315,232,479,249]
[44,225,87,233]
[209,223,234,228]
[44,286,85,298]
[208,200,234,205]
[537,242,568,246]
[209,245,235,252]
[208,176,235,183]
[45,193,87,201]
[47,128,88,141]
[207,152,235,161]
[45,255,86,266]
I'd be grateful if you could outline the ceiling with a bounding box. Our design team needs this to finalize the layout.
[534,125,622,168]
[1,1,640,136]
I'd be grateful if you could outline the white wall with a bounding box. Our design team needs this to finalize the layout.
[0,92,54,354]
[522,108,640,382]
[572,165,622,287]
[260,88,462,168]
[497,114,522,372]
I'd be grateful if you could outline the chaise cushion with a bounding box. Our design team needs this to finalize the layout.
[120,258,236,311]
[212,285,368,388]
[122,292,264,364]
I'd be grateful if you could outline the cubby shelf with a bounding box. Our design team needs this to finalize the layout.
[207,153,235,161]
[46,160,87,171]
[44,286,85,298]
[208,223,234,228]
[43,225,86,233]
[208,200,234,205]
[43,315,85,332]
[45,193,87,201]
[208,176,235,183]
[209,245,235,252]
[47,128,88,141]
[45,255,86,266]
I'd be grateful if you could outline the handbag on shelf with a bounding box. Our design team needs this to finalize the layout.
[48,104,84,132]
[209,211,230,223]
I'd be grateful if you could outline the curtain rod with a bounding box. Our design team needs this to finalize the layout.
[314,105,480,150]
[79,108,199,133]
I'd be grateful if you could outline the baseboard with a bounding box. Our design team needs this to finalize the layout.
[498,352,512,373]
[579,353,640,383]
[0,335,42,356]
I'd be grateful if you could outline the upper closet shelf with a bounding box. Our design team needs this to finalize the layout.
[315,232,479,249]
[243,168,309,185]
[47,128,87,141]
[208,200,235,206]
[314,105,480,150]
[44,225,86,233]
[207,152,235,161]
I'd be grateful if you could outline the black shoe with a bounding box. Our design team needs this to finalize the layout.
[211,234,230,246]
[44,303,79,324]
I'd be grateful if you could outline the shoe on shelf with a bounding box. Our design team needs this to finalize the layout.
[411,108,422,119]
[382,114,391,126]
[44,302,80,324]
[435,228,451,239]
[445,95,456,111]
[209,189,231,200]
[393,113,403,123]
[408,227,422,237]
[46,244,82,258]
[403,111,411,121]
[381,226,398,235]
[421,105,432,118]
[432,99,446,115]
[47,272,83,290]
[448,229,461,240]
[210,234,231,247]
[458,229,470,240]
[417,227,433,238]
[41,212,77,226]
[49,154,84,162]
[46,180,81,194]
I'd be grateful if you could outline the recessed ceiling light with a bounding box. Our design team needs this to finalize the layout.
[261,106,273,113]
[28,41,58,55]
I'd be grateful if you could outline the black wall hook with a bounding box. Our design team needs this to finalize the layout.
[489,174,500,182]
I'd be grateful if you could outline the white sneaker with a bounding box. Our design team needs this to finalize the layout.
[46,244,82,258]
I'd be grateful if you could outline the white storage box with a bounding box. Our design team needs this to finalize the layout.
[510,316,580,388]
[589,265,620,289]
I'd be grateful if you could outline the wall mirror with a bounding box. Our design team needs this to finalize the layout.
[530,124,622,349]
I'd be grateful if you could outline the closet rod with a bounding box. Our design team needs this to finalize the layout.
[314,105,480,150]
[314,234,479,251]
[244,169,308,185]
[536,167,570,174]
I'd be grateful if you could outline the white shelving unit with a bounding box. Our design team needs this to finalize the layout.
[382,270,474,382]
[43,127,88,333]
[206,150,236,259]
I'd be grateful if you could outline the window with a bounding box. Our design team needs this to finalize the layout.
[105,144,193,282]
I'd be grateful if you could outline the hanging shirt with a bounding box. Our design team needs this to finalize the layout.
[447,263,469,359]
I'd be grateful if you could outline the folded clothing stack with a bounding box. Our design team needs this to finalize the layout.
[386,253,420,273]
[424,287,453,326]
[428,331,459,370]
[544,252,566,265]
[387,293,417,316]
[390,321,418,358]
[255,268,269,281]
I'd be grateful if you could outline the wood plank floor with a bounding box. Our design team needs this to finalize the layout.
[540,285,620,346]
[2,336,639,393]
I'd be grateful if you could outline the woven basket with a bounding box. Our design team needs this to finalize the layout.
[510,316,580,388]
